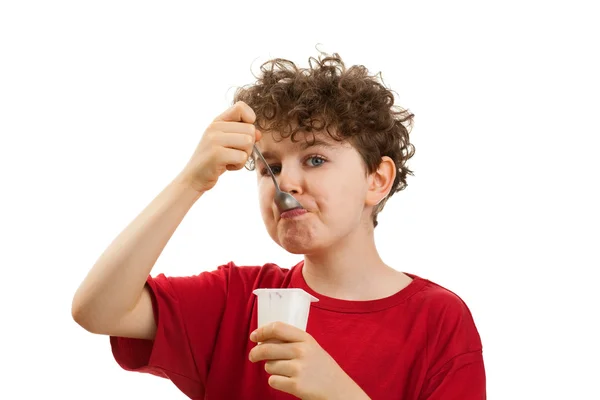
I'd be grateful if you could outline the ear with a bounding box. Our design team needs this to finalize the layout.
[366,156,396,206]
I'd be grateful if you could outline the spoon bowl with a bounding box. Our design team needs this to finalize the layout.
[253,144,303,212]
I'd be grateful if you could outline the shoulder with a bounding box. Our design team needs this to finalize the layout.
[407,276,474,318]
[408,278,486,390]
[214,261,293,286]
[409,276,483,351]
[142,261,297,329]
[148,261,295,295]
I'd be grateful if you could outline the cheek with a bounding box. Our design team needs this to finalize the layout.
[257,181,275,218]
[322,178,367,214]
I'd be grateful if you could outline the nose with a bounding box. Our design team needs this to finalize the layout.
[277,163,303,195]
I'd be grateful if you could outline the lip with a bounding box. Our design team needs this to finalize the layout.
[280,208,308,219]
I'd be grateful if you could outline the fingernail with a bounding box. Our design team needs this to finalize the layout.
[250,331,257,341]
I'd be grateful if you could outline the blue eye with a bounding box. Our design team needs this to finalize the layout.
[306,156,326,167]
[260,156,325,176]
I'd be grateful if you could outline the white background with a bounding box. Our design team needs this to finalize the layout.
[1,1,598,399]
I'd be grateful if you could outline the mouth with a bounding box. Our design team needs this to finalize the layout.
[280,208,308,219]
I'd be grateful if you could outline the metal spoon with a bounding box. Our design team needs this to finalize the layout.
[252,144,303,212]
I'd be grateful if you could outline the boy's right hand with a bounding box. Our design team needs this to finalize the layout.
[176,101,262,194]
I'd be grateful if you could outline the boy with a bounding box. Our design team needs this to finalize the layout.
[72,52,486,399]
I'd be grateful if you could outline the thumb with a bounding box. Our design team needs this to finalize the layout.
[214,101,256,124]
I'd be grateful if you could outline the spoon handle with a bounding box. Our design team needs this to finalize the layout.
[252,145,281,192]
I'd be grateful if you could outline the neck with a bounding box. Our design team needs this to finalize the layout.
[302,222,398,300]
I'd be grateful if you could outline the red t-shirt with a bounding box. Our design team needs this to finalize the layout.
[110,261,486,399]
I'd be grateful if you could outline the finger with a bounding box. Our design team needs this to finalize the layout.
[268,375,296,396]
[214,101,256,124]
[264,360,296,378]
[249,341,299,363]
[215,147,248,171]
[211,121,256,139]
[250,321,307,344]
[212,132,254,156]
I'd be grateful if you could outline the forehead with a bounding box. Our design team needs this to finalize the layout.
[257,131,348,156]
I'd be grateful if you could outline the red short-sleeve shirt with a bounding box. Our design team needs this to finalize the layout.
[110,261,486,399]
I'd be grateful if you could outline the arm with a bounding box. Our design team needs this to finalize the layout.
[71,179,203,340]
[71,101,259,340]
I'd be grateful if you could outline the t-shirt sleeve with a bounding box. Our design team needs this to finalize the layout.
[109,265,230,398]
[419,288,486,399]
[419,350,486,399]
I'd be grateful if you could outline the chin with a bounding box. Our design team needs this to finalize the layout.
[280,241,326,255]
[277,231,329,255]
[279,243,308,254]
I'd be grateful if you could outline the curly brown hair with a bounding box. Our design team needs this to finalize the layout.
[233,51,415,227]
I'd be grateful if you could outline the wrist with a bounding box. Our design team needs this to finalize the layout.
[332,374,370,400]
[171,174,206,199]
[169,176,205,201]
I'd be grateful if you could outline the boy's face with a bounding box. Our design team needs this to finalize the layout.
[254,131,376,254]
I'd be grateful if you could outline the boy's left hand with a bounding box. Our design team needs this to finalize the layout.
[249,322,370,400]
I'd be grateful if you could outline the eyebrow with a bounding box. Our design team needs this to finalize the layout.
[259,139,337,161]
